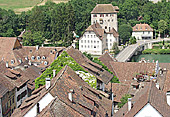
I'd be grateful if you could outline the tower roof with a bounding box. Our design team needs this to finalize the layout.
[91,4,119,14]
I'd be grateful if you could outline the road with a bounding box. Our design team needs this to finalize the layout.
[116,38,170,62]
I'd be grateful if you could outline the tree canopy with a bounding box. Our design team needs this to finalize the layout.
[119,24,132,44]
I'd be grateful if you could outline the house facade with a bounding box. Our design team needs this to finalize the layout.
[132,23,153,40]
[79,4,119,55]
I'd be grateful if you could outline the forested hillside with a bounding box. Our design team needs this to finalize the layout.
[0,0,170,46]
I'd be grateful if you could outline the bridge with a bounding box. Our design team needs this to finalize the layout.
[115,38,170,62]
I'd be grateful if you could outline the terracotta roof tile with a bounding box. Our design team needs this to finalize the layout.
[133,23,153,32]
[66,47,113,84]
[91,4,119,14]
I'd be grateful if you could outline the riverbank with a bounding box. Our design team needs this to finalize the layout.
[142,49,170,54]
[131,54,170,63]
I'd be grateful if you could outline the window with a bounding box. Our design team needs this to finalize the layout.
[85,40,86,43]
[100,14,104,17]
[93,14,97,17]
[110,39,112,42]
[88,35,89,38]
[105,26,107,29]
[97,41,99,44]
[91,40,93,43]
[106,43,108,46]
[106,39,108,42]
[85,45,86,48]
[84,35,86,38]
[97,45,99,48]
[31,56,35,60]
[112,19,114,22]
[148,31,150,34]
[81,40,83,43]
[91,45,93,48]
[81,45,83,48]
[11,60,14,64]
[106,14,108,17]
[143,31,144,34]
[94,41,96,43]
[108,19,110,22]
[94,35,96,38]
[88,40,90,43]
[91,35,93,38]
[88,45,90,48]
[110,43,112,46]
[94,46,96,48]
[89,31,91,34]
[37,56,40,60]
[44,61,48,65]
[42,56,46,60]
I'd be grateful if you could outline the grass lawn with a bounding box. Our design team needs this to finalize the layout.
[0,0,42,10]
[0,0,69,14]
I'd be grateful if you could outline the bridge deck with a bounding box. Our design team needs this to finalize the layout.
[115,38,170,62]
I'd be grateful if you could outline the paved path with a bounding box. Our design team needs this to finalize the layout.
[116,38,170,62]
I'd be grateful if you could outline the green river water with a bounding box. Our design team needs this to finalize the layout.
[131,54,170,63]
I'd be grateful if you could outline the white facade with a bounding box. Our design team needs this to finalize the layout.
[24,93,54,117]
[0,99,2,117]
[132,31,153,40]
[166,92,170,106]
[135,103,162,117]
[106,33,118,51]
[91,13,118,32]
[79,31,104,55]
[15,84,28,107]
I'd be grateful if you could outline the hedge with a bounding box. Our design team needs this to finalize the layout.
[142,49,170,54]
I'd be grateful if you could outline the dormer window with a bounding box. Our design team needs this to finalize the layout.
[11,60,14,64]
[30,50,32,53]
[31,56,35,60]
[37,56,40,60]
[145,27,147,30]
[44,61,48,65]
[93,14,97,17]
[25,56,28,60]
[42,56,46,60]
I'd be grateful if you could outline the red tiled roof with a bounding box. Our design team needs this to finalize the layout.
[133,23,153,32]
[91,4,119,14]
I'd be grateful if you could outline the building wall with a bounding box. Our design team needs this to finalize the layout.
[24,93,54,117]
[79,31,103,55]
[106,33,117,51]
[0,99,2,117]
[135,103,162,117]
[132,31,153,40]
[91,13,118,32]
[1,89,16,117]
[15,83,28,107]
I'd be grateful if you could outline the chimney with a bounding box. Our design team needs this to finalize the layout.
[166,92,170,106]
[68,89,74,102]
[111,93,114,116]
[53,70,56,77]
[128,98,132,111]
[156,83,159,89]
[36,45,39,50]
[45,78,51,90]
[6,62,9,68]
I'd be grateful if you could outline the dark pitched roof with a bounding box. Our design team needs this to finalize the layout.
[99,51,117,71]
[110,62,155,84]
[91,4,119,14]
[12,65,112,117]
[115,82,170,117]
[86,22,105,40]
[66,47,113,84]
[106,28,119,38]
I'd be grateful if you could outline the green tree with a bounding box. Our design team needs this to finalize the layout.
[22,31,45,46]
[112,42,120,55]
[129,36,137,44]
[119,24,132,44]
[158,20,167,37]
[118,94,132,108]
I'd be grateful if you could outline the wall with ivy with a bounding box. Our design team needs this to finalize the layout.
[35,51,97,89]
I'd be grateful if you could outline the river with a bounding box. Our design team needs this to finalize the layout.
[131,54,170,63]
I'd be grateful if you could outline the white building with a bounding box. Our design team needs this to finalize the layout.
[79,4,119,55]
[132,23,153,40]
